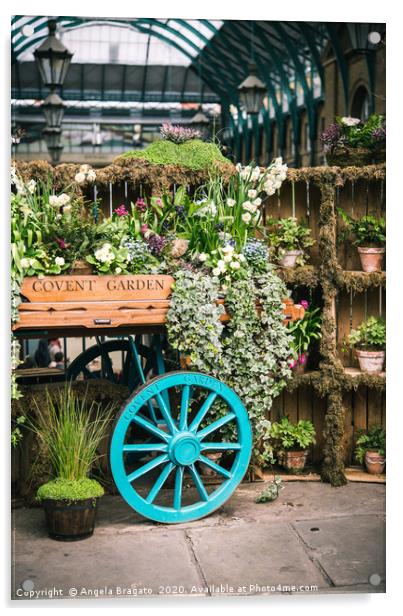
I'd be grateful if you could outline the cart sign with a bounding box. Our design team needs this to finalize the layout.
[20,275,175,302]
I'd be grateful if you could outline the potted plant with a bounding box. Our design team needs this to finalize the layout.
[346,316,386,373]
[320,114,386,167]
[267,217,314,268]
[287,302,322,373]
[29,386,114,541]
[338,209,386,272]
[269,416,316,472]
[355,426,386,475]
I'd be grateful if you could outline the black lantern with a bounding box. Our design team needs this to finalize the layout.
[48,145,64,166]
[42,91,65,128]
[238,64,266,115]
[34,20,73,89]
[190,106,210,139]
[43,126,62,149]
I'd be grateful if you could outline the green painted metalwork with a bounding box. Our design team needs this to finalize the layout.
[326,23,349,114]
[110,370,252,523]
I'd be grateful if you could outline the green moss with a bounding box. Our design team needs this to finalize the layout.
[120,139,229,170]
[37,477,104,501]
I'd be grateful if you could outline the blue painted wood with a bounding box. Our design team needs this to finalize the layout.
[110,371,252,523]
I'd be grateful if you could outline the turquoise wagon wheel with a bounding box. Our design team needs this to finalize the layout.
[110,371,252,524]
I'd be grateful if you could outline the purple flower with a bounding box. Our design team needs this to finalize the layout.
[300,299,309,310]
[147,234,167,257]
[320,123,342,153]
[160,122,201,144]
[56,237,68,249]
[372,126,386,142]
[114,204,129,217]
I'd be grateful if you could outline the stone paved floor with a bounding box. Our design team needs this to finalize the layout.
[11,481,385,600]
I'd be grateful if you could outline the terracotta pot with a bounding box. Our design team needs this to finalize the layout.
[365,451,385,475]
[357,246,385,272]
[42,497,99,541]
[279,250,302,268]
[198,452,223,477]
[70,259,93,275]
[355,349,385,373]
[281,449,308,472]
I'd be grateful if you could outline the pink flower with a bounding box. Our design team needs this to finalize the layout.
[298,354,307,365]
[136,198,147,213]
[140,224,149,234]
[114,204,129,217]
[300,299,309,310]
[56,237,68,249]
[288,358,297,369]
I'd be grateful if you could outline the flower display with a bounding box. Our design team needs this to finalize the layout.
[74,164,96,184]
[114,204,129,217]
[320,114,386,154]
[160,123,202,144]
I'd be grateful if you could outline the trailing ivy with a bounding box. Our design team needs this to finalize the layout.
[166,266,293,468]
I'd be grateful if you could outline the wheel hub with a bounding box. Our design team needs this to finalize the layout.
[169,432,200,466]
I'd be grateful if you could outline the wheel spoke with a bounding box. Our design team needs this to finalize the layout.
[132,414,170,442]
[173,466,184,510]
[188,464,209,501]
[155,393,177,434]
[200,442,241,452]
[146,462,175,504]
[123,443,168,453]
[179,385,191,431]
[197,412,236,440]
[198,454,232,479]
[189,392,218,433]
[126,454,169,483]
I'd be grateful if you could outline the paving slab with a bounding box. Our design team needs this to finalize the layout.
[186,521,328,596]
[11,482,386,600]
[293,515,386,588]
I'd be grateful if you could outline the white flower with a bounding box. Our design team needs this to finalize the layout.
[217,259,226,271]
[224,254,232,263]
[243,201,257,214]
[238,254,246,262]
[49,195,60,207]
[226,198,235,207]
[115,267,122,274]
[80,164,90,173]
[242,212,252,223]
[251,166,261,181]
[229,260,241,270]
[253,198,262,206]
[222,245,234,254]
[248,189,257,199]
[86,169,96,182]
[20,258,30,269]
[62,204,72,214]
[58,193,70,206]
[29,258,36,266]
[341,116,360,127]
[27,180,36,194]
[212,268,221,276]
[55,256,65,266]
[274,157,283,165]
[198,252,208,262]
[74,172,86,184]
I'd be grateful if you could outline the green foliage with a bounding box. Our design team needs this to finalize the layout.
[255,476,284,503]
[267,217,314,265]
[347,316,386,350]
[27,385,115,481]
[167,266,294,467]
[121,139,228,170]
[37,477,104,502]
[287,306,322,355]
[11,415,26,447]
[355,426,386,464]
[270,416,316,451]
[335,114,385,149]
[338,209,386,247]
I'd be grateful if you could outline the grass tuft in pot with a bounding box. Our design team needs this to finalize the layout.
[28,386,115,541]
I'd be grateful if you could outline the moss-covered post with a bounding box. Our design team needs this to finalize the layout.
[318,179,347,486]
